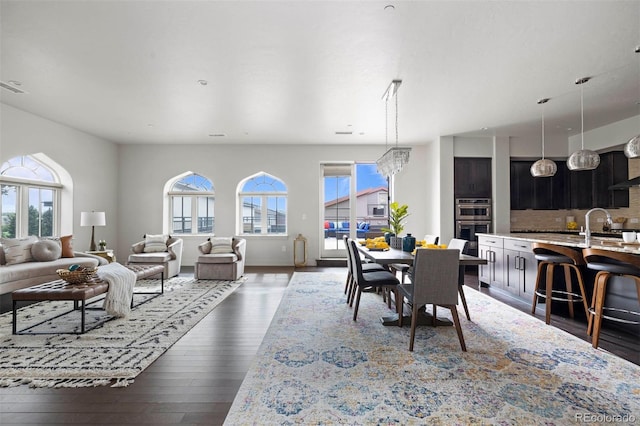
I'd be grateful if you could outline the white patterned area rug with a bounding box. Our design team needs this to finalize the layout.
[225,272,640,425]
[0,276,243,388]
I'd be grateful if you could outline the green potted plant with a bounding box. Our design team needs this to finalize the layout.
[382,202,409,248]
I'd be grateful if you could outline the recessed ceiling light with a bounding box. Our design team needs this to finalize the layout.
[209,133,226,137]
[335,131,353,135]
[384,5,395,11]
[198,80,208,86]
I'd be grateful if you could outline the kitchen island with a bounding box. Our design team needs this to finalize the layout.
[476,232,639,336]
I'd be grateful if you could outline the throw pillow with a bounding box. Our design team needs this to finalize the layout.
[144,234,168,253]
[198,240,212,255]
[0,244,5,265]
[60,235,74,258]
[31,239,62,262]
[210,237,233,254]
[0,236,38,265]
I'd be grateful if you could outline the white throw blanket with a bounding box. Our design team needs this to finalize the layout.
[98,263,137,318]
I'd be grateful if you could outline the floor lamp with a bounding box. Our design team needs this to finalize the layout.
[80,211,106,251]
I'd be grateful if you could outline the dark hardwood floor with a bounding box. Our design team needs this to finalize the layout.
[0,266,637,425]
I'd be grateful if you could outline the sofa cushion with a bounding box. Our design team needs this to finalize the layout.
[31,240,62,262]
[128,252,172,263]
[60,235,74,258]
[210,237,233,254]
[197,253,239,264]
[1,236,38,266]
[143,234,168,253]
[0,256,99,285]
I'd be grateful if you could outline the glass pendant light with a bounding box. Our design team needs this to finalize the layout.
[531,97,557,177]
[376,80,411,178]
[567,77,600,171]
[624,46,640,159]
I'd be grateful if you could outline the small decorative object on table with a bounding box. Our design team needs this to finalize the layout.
[611,217,626,230]
[98,240,107,250]
[56,266,98,284]
[402,233,416,252]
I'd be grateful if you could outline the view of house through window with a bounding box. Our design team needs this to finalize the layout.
[321,163,388,255]
[169,173,214,234]
[238,172,287,235]
[1,155,59,238]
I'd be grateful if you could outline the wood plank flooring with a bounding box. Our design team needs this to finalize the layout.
[0,266,637,425]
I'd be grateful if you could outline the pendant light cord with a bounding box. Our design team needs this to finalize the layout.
[395,88,399,147]
[542,105,546,159]
[385,97,389,150]
[580,83,585,150]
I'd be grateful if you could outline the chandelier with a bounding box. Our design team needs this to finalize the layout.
[376,79,411,177]
[567,77,600,171]
[531,97,557,177]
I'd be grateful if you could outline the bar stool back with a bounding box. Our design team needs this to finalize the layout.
[531,243,588,325]
[582,248,640,349]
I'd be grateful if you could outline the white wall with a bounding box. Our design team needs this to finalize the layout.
[568,114,638,153]
[1,104,119,252]
[117,143,428,266]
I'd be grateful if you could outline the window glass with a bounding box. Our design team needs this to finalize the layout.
[0,156,59,238]
[168,173,214,235]
[239,173,287,235]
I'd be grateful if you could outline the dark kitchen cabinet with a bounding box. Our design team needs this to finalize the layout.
[592,151,629,208]
[510,161,569,210]
[454,157,492,198]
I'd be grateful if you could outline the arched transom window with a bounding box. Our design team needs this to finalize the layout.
[238,172,287,235]
[1,155,60,238]
[168,172,215,235]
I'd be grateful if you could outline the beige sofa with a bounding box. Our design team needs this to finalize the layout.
[127,236,183,279]
[0,241,107,296]
[194,237,246,281]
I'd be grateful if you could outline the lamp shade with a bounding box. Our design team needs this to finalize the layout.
[566,149,600,171]
[530,159,557,177]
[80,211,106,227]
[624,135,640,158]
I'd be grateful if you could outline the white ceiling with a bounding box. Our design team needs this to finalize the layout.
[1,0,639,147]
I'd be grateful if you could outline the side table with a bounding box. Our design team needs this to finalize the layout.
[86,249,116,263]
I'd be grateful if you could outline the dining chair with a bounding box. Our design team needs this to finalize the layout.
[390,234,439,283]
[398,248,466,352]
[347,239,400,322]
[343,235,386,305]
[447,238,471,321]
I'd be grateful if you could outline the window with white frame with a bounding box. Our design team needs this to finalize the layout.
[0,155,60,238]
[168,173,215,235]
[238,172,287,235]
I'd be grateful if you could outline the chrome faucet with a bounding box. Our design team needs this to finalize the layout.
[581,208,612,247]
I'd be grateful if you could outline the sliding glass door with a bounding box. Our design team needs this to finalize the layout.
[320,163,388,258]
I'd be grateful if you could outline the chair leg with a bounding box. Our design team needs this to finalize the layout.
[458,284,471,321]
[344,270,351,295]
[531,261,546,315]
[353,287,362,321]
[432,304,437,326]
[346,276,354,305]
[450,305,467,352]
[564,265,575,319]
[591,275,609,349]
[398,293,404,328]
[572,264,589,318]
[409,303,419,351]
[587,272,604,336]
[544,263,555,324]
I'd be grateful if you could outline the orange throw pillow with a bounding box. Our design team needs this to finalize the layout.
[60,235,74,258]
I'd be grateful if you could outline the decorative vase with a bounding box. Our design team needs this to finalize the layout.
[390,236,403,249]
[384,232,394,245]
[402,234,416,252]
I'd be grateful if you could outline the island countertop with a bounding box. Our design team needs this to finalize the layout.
[477,232,640,254]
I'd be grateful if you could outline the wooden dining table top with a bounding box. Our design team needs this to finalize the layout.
[356,245,488,266]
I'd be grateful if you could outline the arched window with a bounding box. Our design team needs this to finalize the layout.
[1,155,61,238]
[238,172,287,235]
[168,172,215,234]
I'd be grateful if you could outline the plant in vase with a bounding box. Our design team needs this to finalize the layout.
[98,240,107,251]
[381,202,409,249]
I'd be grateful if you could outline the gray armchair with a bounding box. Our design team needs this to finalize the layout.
[194,237,246,281]
[127,235,183,279]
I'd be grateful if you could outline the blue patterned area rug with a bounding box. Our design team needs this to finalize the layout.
[0,277,243,388]
[225,272,639,425]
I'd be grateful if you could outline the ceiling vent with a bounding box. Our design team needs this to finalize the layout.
[0,81,27,94]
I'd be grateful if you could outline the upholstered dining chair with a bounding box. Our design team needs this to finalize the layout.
[347,239,400,322]
[343,235,386,305]
[398,248,466,352]
[447,238,471,321]
[390,234,439,284]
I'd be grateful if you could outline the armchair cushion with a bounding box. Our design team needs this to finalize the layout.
[128,251,172,263]
[210,237,233,254]
[143,234,169,253]
[197,253,239,264]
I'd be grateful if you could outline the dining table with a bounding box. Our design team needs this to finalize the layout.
[356,244,488,326]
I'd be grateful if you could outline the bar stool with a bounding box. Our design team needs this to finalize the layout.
[531,243,589,325]
[582,248,640,349]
